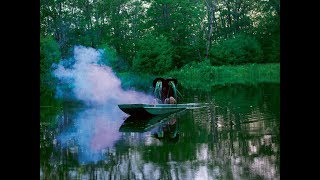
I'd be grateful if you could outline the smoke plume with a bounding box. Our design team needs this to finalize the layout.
[52,46,157,164]
[53,45,154,105]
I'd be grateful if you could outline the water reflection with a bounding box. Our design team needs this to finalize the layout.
[57,106,125,164]
[120,109,185,133]
[40,83,280,179]
[153,117,179,143]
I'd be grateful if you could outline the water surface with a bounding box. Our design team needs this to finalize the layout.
[40,83,280,179]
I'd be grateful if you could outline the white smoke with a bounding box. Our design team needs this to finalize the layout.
[53,46,154,105]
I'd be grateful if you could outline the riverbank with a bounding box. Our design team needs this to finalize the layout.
[42,63,280,104]
[116,62,280,92]
[165,62,280,91]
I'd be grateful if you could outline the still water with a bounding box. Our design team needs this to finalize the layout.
[40,83,280,179]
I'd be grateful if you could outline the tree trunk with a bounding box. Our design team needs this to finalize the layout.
[205,0,217,58]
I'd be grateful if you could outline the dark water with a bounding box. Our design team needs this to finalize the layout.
[40,83,280,179]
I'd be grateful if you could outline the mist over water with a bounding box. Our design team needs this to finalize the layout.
[53,45,154,105]
[52,46,154,164]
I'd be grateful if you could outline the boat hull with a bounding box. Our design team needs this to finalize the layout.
[118,103,205,116]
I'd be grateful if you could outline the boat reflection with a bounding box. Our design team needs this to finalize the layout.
[152,117,179,143]
[119,110,186,142]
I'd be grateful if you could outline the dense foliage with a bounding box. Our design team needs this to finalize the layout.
[40,0,280,96]
[210,34,263,65]
[167,62,280,90]
[40,35,61,98]
[133,33,174,74]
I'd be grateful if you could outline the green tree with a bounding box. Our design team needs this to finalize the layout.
[133,33,173,75]
[146,0,206,67]
[253,5,280,63]
[99,43,129,72]
[40,35,61,98]
[40,0,280,72]
[210,34,263,65]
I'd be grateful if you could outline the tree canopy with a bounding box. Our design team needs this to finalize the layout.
[40,0,280,92]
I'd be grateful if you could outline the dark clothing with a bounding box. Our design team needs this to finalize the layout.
[152,78,178,103]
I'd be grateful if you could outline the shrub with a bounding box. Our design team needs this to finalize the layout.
[133,33,173,75]
[210,34,263,65]
[99,43,129,72]
[40,35,61,97]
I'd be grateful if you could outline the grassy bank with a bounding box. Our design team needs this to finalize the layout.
[41,62,279,106]
[165,62,280,91]
[115,62,279,92]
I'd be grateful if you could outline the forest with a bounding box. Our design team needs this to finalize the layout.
[40,0,280,99]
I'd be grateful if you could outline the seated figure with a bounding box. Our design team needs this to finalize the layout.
[152,77,178,104]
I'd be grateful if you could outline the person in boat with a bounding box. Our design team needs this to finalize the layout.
[152,77,179,104]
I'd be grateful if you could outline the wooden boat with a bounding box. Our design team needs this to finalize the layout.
[118,103,207,116]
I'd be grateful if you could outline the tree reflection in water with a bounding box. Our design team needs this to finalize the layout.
[40,83,280,179]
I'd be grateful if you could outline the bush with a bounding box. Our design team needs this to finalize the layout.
[210,34,263,65]
[132,33,173,75]
[254,15,280,63]
[40,36,61,70]
[40,35,61,97]
[99,43,129,72]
